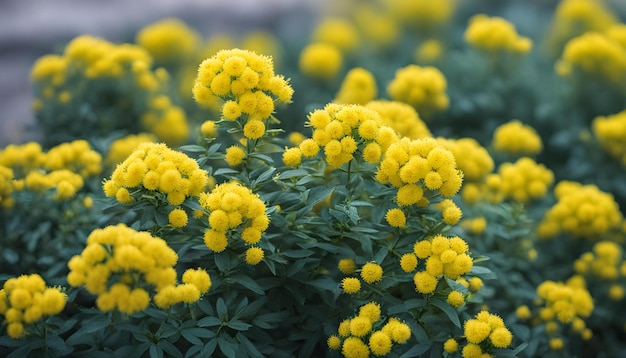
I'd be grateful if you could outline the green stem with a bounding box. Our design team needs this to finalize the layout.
[346,160,352,192]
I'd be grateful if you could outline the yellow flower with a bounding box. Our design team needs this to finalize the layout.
[168,208,188,228]
[359,302,381,323]
[282,147,302,166]
[413,271,438,294]
[338,258,356,275]
[400,253,418,273]
[447,290,465,307]
[243,119,266,139]
[225,146,246,167]
[443,338,458,353]
[360,262,383,283]
[368,331,392,356]
[490,327,513,348]
[182,268,212,294]
[341,336,370,358]
[245,247,264,265]
[385,208,406,228]
[328,335,341,350]
[464,319,491,344]
[349,316,373,337]
[342,277,361,294]
[299,43,343,79]
[203,229,228,253]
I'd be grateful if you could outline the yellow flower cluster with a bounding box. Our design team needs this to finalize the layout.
[411,235,473,294]
[141,95,190,146]
[465,14,533,54]
[328,302,411,357]
[386,0,457,33]
[67,224,211,312]
[544,0,617,56]
[105,133,156,168]
[574,241,626,284]
[492,120,543,157]
[592,110,626,165]
[31,35,190,145]
[193,48,293,139]
[365,100,431,140]
[436,199,463,226]
[103,142,209,221]
[376,137,463,207]
[0,274,66,339]
[312,18,360,53]
[135,18,201,65]
[198,181,269,258]
[387,65,449,117]
[299,43,343,80]
[353,5,399,49]
[289,103,399,168]
[340,262,384,294]
[437,137,494,182]
[556,31,626,85]
[537,181,623,239]
[0,166,14,208]
[44,140,102,177]
[0,140,101,202]
[415,39,444,64]
[493,157,554,204]
[535,276,594,340]
[462,311,513,356]
[334,67,378,105]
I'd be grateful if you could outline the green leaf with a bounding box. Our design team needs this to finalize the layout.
[228,274,265,295]
[214,168,240,176]
[216,297,228,319]
[149,344,163,358]
[399,343,432,357]
[236,332,264,358]
[179,144,207,153]
[430,298,461,328]
[217,336,237,357]
[114,343,150,357]
[227,320,253,331]
[198,316,222,328]
[277,169,309,179]
[249,153,274,164]
[388,298,426,315]
[158,340,182,358]
[470,265,497,280]
[308,277,340,294]
[45,335,72,356]
[281,249,314,258]
[374,246,389,263]
[200,339,218,356]
[253,167,276,185]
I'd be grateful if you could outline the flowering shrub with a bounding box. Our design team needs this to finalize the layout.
[2,1,626,357]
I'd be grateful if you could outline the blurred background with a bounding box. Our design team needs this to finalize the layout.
[0,0,320,146]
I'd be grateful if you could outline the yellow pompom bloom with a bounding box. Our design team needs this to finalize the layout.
[359,302,381,323]
[244,247,264,265]
[492,120,543,156]
[328,335,341,350]
[182,268,212,294]
[490,327,513,348]
[243,119,266,139]
[225,146,246,167]
[350,316,373,337]
[369,331,392,356]
[400,253,418,273]
[414,271,438,294]
[338,258,356,275]
[361,262,383,284]
[341,336,370,358]
[593,110,626,165]
[516,305,531,320]
[342,277,361,294]
[443,338,458,353]
[299,43,343,79]
[385,208,406,228]
[414,240,432,259]
[464,319,491,344]
[387,65,449,117]
[465,14,532,54]
[135,18,199,64]
[168,208,188,228]
[334,67,377,105]
[299,139,320,158]
[448,290,465,307]
[282,147,302,166]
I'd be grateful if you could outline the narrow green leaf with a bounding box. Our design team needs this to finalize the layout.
[430,298,461,328]
[216,297,228,319]
[228,274,265,295]
[217,336,237,357]
[277,169,309,179]
[179,145,207,153]
[236,332,264,358]
[227,319,253,331]
[198,316,222,328]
